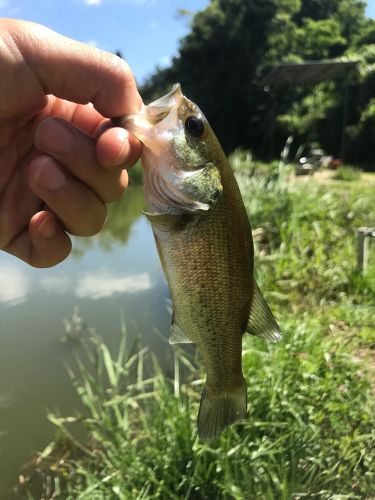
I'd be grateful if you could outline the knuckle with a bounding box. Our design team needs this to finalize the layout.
[71,203,107,237]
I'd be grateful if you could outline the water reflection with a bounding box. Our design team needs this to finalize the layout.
[0,263,29,306]
[0,185,171,498]
[71,185,145,257]
[38,274,71,293]
[75,271,153,299]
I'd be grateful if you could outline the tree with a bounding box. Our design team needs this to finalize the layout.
[142,0,276,152]
[141,0,374,165]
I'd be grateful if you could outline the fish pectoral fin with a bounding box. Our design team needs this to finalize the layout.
[142,210,198,232]
[246,281,282,342]
[169,316,193,344]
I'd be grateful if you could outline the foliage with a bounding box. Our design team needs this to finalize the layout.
[332,165,361,181]
[25,159,375,499]
[295,18,346,59]
[142,0,277,153]
[277,82,338,135]
[238,169,375,303]
[127,160,144,184]
[344,44,375,163]
[141,0,375,166]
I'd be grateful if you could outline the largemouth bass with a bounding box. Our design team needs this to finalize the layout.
[118,84,281,441]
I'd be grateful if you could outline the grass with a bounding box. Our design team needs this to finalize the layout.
[127,160,144,184]
[332,166,361,182]
[236,168,375,304]
[23,154,375,499]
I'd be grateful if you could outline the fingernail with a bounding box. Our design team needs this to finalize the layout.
[116,127,129,142]
[38,216,57,239]
[33,156,66,191]
[36,118,74,154]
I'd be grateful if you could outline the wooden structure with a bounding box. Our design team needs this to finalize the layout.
[357,227,375,274]
[259,60,358,161]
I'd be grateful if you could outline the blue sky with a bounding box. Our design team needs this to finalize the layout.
[0,0,374,85]
[367,0,375,19]
[0,0,210,84]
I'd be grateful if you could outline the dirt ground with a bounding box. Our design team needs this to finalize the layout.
[291,168,375,185]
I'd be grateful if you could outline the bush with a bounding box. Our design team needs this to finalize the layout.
[332,166,361,181]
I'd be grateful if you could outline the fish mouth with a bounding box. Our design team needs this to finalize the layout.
[145,83,183,124]
[113,83,183,131]
[112,83,184,141]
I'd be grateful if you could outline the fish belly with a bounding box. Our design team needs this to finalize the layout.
[153,187,253,392]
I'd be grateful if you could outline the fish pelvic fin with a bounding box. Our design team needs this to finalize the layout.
[197,380,247,441]
[246,281,282,342]
[169,315,193,344]
[142,211,201,232]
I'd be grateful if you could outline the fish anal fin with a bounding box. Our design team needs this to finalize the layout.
[169,315,193,344]
[246,281,282,342]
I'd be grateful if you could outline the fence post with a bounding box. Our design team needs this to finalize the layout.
[357,227,375,274]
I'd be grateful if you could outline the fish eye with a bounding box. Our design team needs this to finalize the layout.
[185,116,204,138]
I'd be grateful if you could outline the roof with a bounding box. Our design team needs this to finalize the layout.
[260,60,358,87]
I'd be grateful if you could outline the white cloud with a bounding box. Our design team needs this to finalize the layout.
[75,271,152,299]
[0,263,29,306]
[38,274,71,293]
[85,0,102,5]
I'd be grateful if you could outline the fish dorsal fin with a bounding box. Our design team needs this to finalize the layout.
[246,281,282,342]
[142,211,199,232]
[169,314,193,344]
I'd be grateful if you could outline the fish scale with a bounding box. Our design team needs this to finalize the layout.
[152,162,252,410]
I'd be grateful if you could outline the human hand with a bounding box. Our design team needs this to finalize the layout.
[0,19,142,267]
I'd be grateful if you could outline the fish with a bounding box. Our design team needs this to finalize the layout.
[117,84,281,441]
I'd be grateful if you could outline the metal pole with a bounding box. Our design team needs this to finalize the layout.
[340,80,349,162]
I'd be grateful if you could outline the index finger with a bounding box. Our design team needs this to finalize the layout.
[6,19,142,117]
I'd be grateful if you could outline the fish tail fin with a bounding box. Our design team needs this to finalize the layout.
[197,380,247,441]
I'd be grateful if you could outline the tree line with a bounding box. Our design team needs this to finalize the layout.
[141,0,375,167]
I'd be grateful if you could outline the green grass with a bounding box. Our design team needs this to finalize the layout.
[332,166,361,182]
[24,154,375,499]
[127,160,144,184]
[24,313,375,499]
[237,171,375,304]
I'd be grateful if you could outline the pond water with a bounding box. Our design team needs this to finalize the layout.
[0,185,174,497]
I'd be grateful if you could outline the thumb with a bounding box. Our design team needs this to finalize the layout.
[7,19,142,117]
